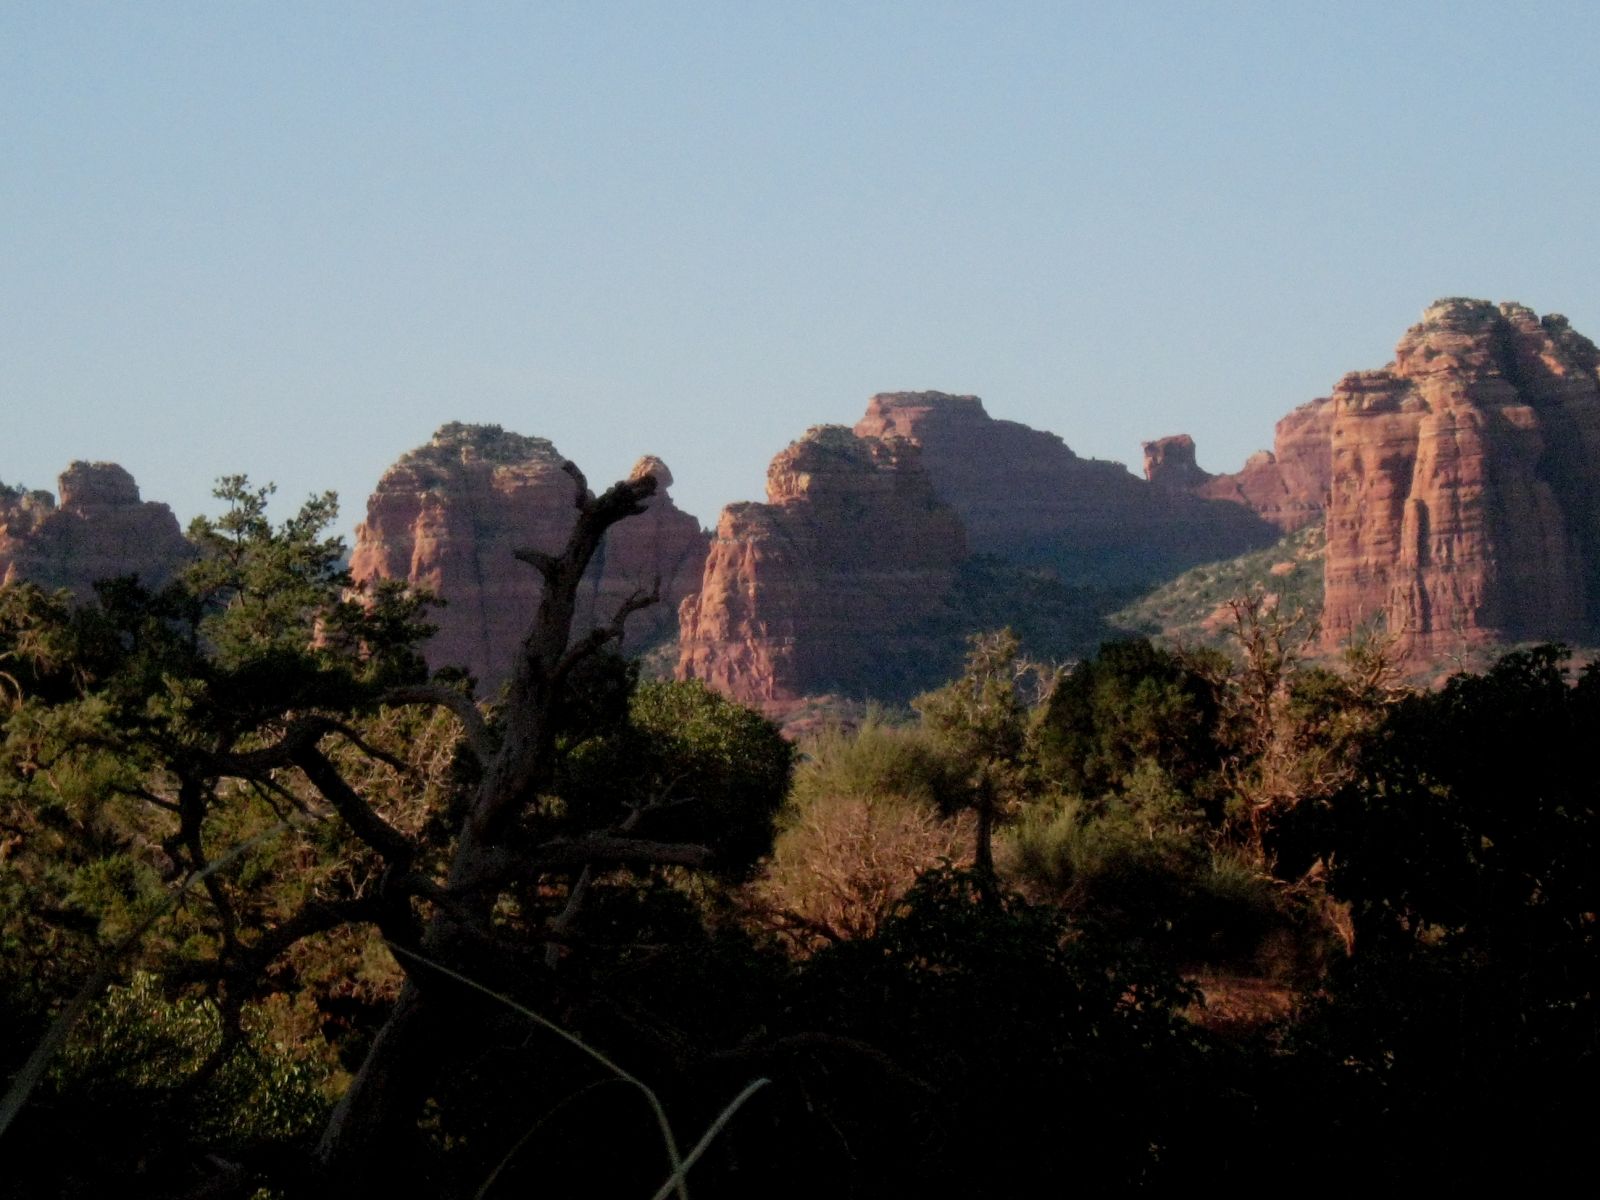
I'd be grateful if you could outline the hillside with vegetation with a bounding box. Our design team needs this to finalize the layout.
[1110,523,1326,650]
[2,468,1595,1196]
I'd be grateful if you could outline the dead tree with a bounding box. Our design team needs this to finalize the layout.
[311,461,690,1181]
[0,459,723,1197]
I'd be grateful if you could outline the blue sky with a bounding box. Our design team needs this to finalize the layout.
[5,2,1597,533]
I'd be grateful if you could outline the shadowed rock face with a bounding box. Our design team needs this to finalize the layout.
[1142,301,1600,659]
[676,425,967,708]
[856,392,1276,585]
[349,423,708,690]
[1319,299,1600,657]
[0,462,189,594]
[1142,434,1213,492]
[1148,400,1336,535]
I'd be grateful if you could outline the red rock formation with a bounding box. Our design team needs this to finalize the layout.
[0,462,189,594]
[1145,399,1334,534]
[676,425,967,708]
[1141,434,1213,492]
[1320,299,1600,656]
[856,392,1274,582]
[349,424,708,689]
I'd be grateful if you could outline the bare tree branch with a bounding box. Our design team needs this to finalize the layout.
[457,836,713,895]
[167,896,382,992]
[291,746,417,867]
[114,782,182,814]
[561,459,590,508]
[544,864,593,968]
[379,684,494,763]
[512,546,559,581]
[555,584,660,681]
[327,721,413,776]
[213,715,344,775]
[319,466,677,1175]
[469,472,660,844]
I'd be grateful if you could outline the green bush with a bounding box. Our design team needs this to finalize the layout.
[52,972,335,1143]
[789,717,967,816]
[1034,638,1226,813]
[1003,761,1288,964]
[559,677,794,876]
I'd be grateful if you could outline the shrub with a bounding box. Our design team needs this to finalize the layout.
[754,789,973,948]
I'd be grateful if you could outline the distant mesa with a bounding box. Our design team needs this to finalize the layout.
[1145,397,1334,536]
[681,299,1600,706]
[855,390,1277,584]
[676,424,968,708]
[1130,298,1600,662]
[675,391,1289,715]
[349,423,708,690]
[0,461,189,595]
[14,298,1596,702]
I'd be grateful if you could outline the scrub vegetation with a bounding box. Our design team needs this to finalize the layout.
[1,473,1595,1196]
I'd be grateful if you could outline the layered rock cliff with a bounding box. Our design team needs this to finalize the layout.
[1143,398,1334,534]
[349,423,708,689]
[855,392,1275,584]
[1320,299,1600,656]
[0,463,189,594]
[1140,434,1213,493]
[677,425,968,707]
[1140,301,1600,659]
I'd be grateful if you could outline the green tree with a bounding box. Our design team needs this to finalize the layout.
[913,629,1042,889]
[1289,645,1600,1184]
[1,463,765,1195]
[560,678,793,878]
[1033,637,1224,809]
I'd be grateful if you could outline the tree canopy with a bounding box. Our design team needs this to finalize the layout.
[2,475,1596,1195]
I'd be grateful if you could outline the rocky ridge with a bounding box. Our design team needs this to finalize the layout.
[1144,398,1335,535]
[1319,299,1600,656]
[1141,299,1600,661]
[0,462,190,595]
[857,392,1276,584]
[349,423,708,689]
[676,425,968,708]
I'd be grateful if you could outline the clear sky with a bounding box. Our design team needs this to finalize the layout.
[4,2,1597,534]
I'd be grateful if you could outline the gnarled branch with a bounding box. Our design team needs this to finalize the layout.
[292,746,417,867]
[380,683,494,764]
[561,459,591,508]
[555,582,661,681]
[512,546,559,581]
[457,835,713,895]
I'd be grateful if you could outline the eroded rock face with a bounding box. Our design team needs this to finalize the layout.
[1320,299,1600,656]
[1149,399,1335,534]
[349,423,708,689]
[855,392,1275,583]
[0,463,189,594]
[677,425,967,708]
[1142,435,1213,492]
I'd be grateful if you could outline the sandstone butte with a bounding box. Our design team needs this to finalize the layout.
[676,425,967,708]
[1144,298,1600,660]
[1142,396,1334,535]
[0,462,190,595]
[348,423,708,690]
[1319,299,1600,658]
[856,391,1277,584]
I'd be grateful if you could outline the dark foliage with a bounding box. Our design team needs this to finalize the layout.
[1288,645,1600,1183]
[1034,637,1226,809]
[4,460,1597,1197]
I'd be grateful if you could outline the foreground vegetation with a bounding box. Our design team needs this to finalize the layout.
[1,476,1596,1196]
